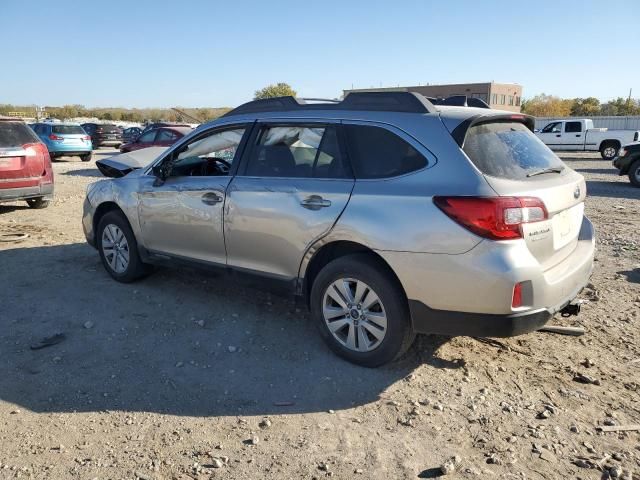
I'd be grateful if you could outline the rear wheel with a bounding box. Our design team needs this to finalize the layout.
[629,159,640,187]
[600,142,619,160]
[97,210,152,282]
[310,254,415,367]
[26,197,49,209]
[80,153,92,162]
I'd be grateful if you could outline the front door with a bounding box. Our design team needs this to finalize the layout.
[537,121,563,150]
[137,125,249,264]
[225,122,355,279]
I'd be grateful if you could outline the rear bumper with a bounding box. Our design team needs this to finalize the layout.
[47,143,92,155]
[0,183,54,203]
[613,155,636,175]
[378,216,595,337]
[408,301,552,337]
[94,138,122,147]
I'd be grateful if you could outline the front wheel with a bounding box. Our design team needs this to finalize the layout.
[629,159,640,187]
[80,153,92,162]
[97,210,152,282]
[310,254,415,367]
[26,197,50,209]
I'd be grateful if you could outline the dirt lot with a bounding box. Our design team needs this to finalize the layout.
[0,151,639,480]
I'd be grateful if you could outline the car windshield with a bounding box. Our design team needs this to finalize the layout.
[463,122,566,180]
[52,125,86,135]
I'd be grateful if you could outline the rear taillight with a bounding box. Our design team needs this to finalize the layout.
[433,196,548,240]
[49,134,64,140]
[82,135,91,141]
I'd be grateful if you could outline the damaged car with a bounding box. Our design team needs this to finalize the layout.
[83,93,595,367]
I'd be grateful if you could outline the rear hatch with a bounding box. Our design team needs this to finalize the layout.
[96,124,122,140]
[52,124,90,146]
[461,119,586,270]
[0,121,46,188]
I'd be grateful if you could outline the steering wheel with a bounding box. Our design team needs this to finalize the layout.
[199,157,231,176]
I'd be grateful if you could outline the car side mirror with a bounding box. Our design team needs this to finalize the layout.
[152,164,167,186]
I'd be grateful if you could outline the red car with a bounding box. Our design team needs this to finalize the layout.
[0,117,53,209]
[119,126,192,153]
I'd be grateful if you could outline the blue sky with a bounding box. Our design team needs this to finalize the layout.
[2,0,638,108]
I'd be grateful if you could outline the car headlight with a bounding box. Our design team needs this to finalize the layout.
[618,147,626,157]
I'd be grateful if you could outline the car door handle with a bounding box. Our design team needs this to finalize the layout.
[575,134,581,137]
[301,195,331,209]
[201,192,223,205]
[556,134,561,137]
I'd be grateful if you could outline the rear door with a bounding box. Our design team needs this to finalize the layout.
[462,120,586,270]
[0,121,45,187]
[154,128,181,147]
[224,121,354,278]
[132,130,157,150]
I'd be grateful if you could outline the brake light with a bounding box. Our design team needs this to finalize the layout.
[433,196,548,240]
[82,135,91,141]
[49,134,64,140]
[512,282,523,308]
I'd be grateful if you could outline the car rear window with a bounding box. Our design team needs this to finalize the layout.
[0,121,40,148]
[52,125,86,135]
[462,122,565,180]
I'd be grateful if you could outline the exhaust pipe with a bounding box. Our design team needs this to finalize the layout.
[560,302,581,318]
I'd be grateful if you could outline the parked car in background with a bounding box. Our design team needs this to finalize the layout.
[613,142,640,187]
[122,127,142,144]
[140,122,192,135]
[83,93,595,367]
[31,122,92,161]
[536,119,640,159]
[0,116,53,208]
[81,123,123,149]
[119,126,191,153]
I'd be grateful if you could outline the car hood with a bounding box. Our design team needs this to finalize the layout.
[95,147,168,178]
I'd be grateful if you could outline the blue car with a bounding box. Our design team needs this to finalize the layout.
[31,122,93,161]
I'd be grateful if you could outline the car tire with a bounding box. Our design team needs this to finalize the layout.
[26,197,50,209]
[310,253,415,367]
[629,159,640,187]
[600,142,619,160]
[97,210,153,283]
[80,153,92,162]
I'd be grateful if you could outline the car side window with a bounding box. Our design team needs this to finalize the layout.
[565,122,582,133]
[541,122,561,133]
[157,129,178,142]
[245,125,350,179]
[343,124,427,179]
[166,127,246,177]
[138,131,156,143]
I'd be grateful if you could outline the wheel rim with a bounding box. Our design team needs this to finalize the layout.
[322,278,387,352]
[635,166,640,181]
[101,224,130,273]
[604,147,616,158]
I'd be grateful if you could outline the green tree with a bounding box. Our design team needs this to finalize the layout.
[521,94,572,117]
[570,97,601,116]
[254,82,297,100]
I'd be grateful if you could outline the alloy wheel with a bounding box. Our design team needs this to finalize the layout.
[101,224,130,274]
[322,278,388,352]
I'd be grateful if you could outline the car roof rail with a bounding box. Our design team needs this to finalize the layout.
[433,95,491,109]
[222,91,438,117]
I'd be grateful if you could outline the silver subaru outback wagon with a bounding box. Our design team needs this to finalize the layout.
[83,93,595,367]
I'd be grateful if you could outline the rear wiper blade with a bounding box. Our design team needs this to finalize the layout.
[526,166,565,177]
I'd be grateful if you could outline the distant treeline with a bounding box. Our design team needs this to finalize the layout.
[0,104,232,123]
[522,95,640,118]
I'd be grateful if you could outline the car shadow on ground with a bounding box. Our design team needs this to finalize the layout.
[0,204,29,214]
[619,269,640,284]
[575,168,617,175]
[62,168,103,178]
[0,242,462,418]
[585,180,640,199]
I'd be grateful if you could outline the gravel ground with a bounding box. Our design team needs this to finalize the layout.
[0,151,639,480]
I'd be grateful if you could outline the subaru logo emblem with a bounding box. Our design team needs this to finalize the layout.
[573,186,580,199]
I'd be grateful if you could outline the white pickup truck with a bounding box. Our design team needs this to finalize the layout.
[535,119,640,159]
